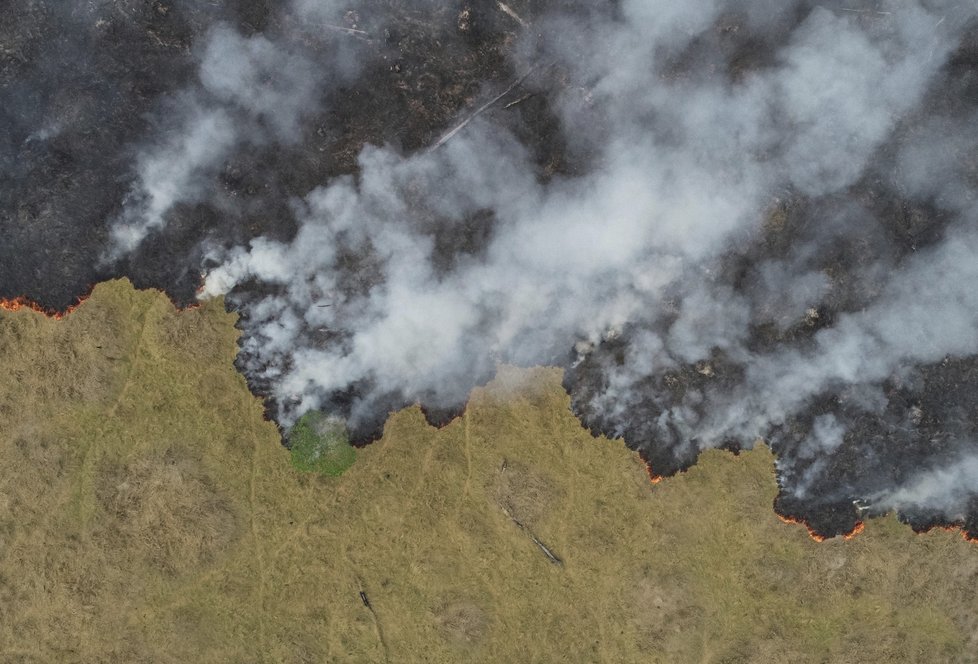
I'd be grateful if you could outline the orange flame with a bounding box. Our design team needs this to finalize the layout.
[923,524,978,545]
[635,448,978,546]
[776,513,829,542]
[0,285,201,322]
[0,294,88,319]
[644,462,663,484]
[843,521,865,540]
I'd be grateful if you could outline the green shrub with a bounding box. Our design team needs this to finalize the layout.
[288,411,356,476]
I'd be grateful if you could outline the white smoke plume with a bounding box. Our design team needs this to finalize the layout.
[106,4,348,258]
[109,0,978,528]
[874,454,978,519]
[699,221,978,441]
[109,101,236,255]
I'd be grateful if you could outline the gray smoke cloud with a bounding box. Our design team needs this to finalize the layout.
[109,0,978,527]
[108,99,236,255]
[873,453,978,519]
[106,2,350,258]
[699,221,978,439]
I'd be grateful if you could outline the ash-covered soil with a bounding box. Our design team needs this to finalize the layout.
[5,0,978,538]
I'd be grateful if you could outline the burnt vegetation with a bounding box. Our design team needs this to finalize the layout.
[5,1,978,539]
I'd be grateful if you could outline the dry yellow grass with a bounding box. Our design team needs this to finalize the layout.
[1,279,977,663]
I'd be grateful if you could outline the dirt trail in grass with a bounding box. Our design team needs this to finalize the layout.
[1,279,977,663]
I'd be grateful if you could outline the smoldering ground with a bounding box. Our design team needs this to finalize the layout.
[5,0,978,537]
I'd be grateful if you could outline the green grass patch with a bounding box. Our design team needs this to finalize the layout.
[288,411,356,476]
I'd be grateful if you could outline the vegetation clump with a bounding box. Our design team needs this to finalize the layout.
[288,411,356,476]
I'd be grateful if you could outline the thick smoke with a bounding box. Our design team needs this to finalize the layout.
[56,0,978,534]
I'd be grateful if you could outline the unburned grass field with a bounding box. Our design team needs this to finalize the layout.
[1,279,977,663]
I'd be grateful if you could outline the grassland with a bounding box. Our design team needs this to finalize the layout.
[1,279,977,663]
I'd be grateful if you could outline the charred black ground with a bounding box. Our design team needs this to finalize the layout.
[4,0,978,539]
